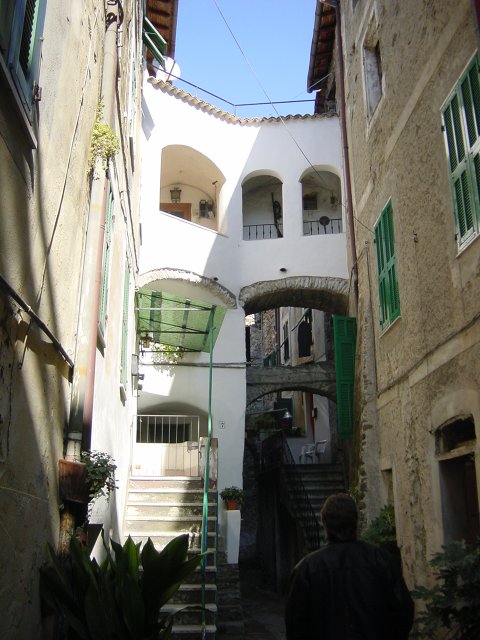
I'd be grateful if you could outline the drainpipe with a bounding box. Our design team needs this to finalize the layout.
[321,0,358,310]
[66,1,120,460]
[58,2,120,554]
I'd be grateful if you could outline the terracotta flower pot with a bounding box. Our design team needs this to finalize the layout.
[226,499,240,510]
[58,459,91,503]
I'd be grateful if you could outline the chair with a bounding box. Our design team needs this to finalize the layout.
[300,443,316,463]
[299,440,327,463]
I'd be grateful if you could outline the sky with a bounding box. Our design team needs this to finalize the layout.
[173,0,319,119]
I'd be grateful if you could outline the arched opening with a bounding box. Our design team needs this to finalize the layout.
[242,173,284,240]
[160,145,225,232]
[300,167,342,236]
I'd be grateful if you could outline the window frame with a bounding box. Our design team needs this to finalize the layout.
[0,0,46,119]
[441,55,480,249]
[374,200,400,330]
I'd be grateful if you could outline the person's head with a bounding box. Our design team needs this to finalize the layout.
[320,493,358,542]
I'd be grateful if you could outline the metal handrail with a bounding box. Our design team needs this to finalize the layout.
[262,431,321,551]
[243,222,283,240]
[303,217,343,235]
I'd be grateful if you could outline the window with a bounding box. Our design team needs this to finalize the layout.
[98,187,114,334]
[363,23,382,119]
[333,316,356,440]
[0,0,46,115]
[442,56,480,248]
[120,262,130,385]
[374,201,400,329]
[282,321,290,362]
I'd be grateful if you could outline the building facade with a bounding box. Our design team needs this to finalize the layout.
[310,0,480,588]
[0,1,143,636]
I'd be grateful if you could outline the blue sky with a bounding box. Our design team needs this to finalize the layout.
[174,0,318,118]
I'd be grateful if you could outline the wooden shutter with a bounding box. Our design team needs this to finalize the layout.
[442,57,480,245]
[374,201,400,328]
[334,316,357,440]
[120,263,130,385]
[98,188,114,333]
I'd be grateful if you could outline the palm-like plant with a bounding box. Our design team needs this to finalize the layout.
[40,532,202,639]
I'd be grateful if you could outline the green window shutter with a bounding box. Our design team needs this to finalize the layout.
[374,201,400,329]
[442,56,480,246]
[120,262,130,385]
[142,16,167,68]
[8,0,46,112]
[333,316,357,441]
[99,187,114,333]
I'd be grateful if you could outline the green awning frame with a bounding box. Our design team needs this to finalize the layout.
[136,288,226,354]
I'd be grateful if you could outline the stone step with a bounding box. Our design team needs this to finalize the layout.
[129,531,216,550]
[125,516,217,533]
[162,603,217,626]
[171,583,217,606]
[129,477,204,490]
[128,491,216,504]
[170,624,216,639]
[126,503,217,518]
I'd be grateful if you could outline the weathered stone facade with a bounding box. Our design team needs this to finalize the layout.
[339,0,480,588]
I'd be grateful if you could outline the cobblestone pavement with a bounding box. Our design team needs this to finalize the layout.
[240,569,286,640]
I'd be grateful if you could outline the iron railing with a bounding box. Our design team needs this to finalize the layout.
[261,431,322,551]
[134,415,200,477]
[243,222,283,240]
[303,216,343,235]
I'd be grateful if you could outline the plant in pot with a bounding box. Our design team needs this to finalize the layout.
[58,450,117,505]
[220,486,244,510]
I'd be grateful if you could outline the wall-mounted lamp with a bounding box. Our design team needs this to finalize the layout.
[170,187,181,203]
[283,410,292,420]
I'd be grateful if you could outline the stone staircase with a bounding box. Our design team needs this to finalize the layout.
[295,462,346,515]
[124,476,218,639]
[280,461,345,549]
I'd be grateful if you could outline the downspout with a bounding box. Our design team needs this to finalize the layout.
[67,1,120,459]
[321,0,358,310]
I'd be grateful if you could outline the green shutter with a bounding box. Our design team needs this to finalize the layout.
[120,263,130,385]
[9,0,45,111]
[374,201,400,329]
[442,56,480,246]
[334,316,357,441]
[99,188,114,333]
[142,16,167,68]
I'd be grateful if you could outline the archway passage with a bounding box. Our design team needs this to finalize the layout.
[239,276,349,315]
[246,362,336,406]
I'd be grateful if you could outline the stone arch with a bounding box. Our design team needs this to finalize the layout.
[138,268,237,308]
[239,276,349,315]
[246,362,337,406]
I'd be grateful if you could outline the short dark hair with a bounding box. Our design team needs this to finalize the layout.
[320,493,358,542]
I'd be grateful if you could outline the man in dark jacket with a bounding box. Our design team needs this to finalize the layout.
[285,493,414,640]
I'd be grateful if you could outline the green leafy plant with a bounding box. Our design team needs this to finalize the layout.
[361,504,397,547]
[151,343,184,366]
[39,532,203,639]
[81,450,117,503]
[220,486,244,507]
[412,539,480,639]
[88,103,119,175]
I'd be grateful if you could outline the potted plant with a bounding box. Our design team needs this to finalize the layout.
[220,486,244,510]
[59,450,117,504]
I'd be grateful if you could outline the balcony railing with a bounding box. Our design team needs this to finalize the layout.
[303,215,343,235]
[243,223,283,240]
